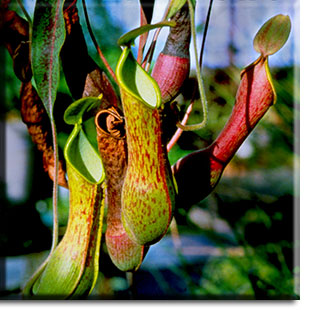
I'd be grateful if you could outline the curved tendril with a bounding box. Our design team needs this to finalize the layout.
[177,0,208,131]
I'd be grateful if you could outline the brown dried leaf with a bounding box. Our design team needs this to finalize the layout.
[21,82,68,188]
[82,69,119,109]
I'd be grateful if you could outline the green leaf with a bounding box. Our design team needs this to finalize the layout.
[64,125,104,184]
[64,97,102,125]
[117,21,176,46]
[31,0,66,119]
[116,47,161,109]
[31,0,66,256]
[166,0,187,19]
[253,14,291,57]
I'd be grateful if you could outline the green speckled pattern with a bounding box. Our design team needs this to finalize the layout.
[120,90,176,245]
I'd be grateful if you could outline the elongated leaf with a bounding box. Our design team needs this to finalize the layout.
[166,0,186,19]
[137,1,150,63]
[116,47,161,109]
[32,0,66,118]
[64,97,102,125]
[117,21,175,46]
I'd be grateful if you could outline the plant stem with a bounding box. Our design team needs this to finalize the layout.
[22,118,60,293]
[17,0,32,27]
[199,0,213,67]
[143,3,169,70]
[143,25,164,71]
[167,102,193,152]
[81,0,117,84]
[168,0,214,151]
[176,0,208,131]
[50,117,59,252]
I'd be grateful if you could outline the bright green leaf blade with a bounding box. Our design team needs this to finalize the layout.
[31,0,66,118]
[64,97,102,125]
[253,14,291,57]
[117,21,176,46]
[64,125,104,184]
[166,0,186,19]
[116,47,161,109]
